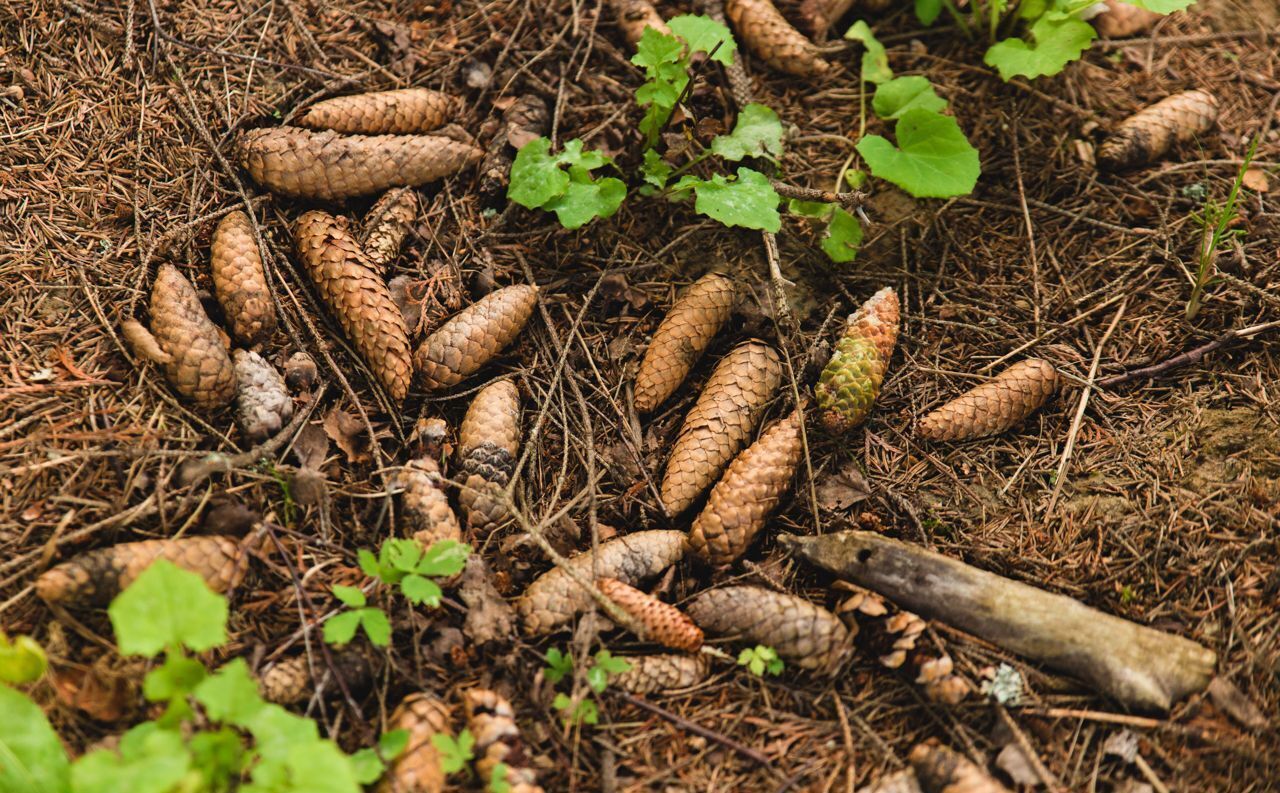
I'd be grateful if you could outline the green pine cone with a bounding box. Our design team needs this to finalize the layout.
[815,333,886,434]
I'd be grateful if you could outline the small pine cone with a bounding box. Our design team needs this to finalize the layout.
[688,407,804,566]
[284,351,318,392]
[1097,90,1219,170]
[238,127,482,201]
[414,285,538,390]
[909,743,1011,793]
[726,0,829,77]
[633,272,736,414]
[360,188,418,274]
[917,359,1058,441]
[815,287,899,434]
[478,96,550,205]
[796,0,854,39]
[609,0,670,46]
[517,530,688,635]
[457,380,521,534]
[148,264,237,409]
[377,694,453,793]
[613,654,711,694]
[296,88,456,135]
[597,578,703,651]
[233,350,294,443]
[464,689,544,793]
[210,210,276,348]
[396,457,462,548]
[685,585,853,675]
[257,649,372,705]
[293,211,413,402]
[35,536,251,609]
[660,340,783,515]
[1093,0,1161,38]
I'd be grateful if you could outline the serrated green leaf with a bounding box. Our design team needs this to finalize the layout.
[359,609,392,647]
[984,16,1095,81]
[414,539,470,578]
[322,611,362,647]
[639,102,674,148]
[641,149,672,189]
[586,665,608,694]
[667,14,737,65]
[400,574,442,607]
[357,549,381,579]
[243,703,319,760]
[432,731,475,774]
[577,699,599,725]
[1126,0,1191,11]
[252,738,360,793]
[0,632,47,685]
[545,170,627,230]
[873,76,947,119]
[109,560,228,657]
[856,108,980,198]
[593,650,631,677]
[690,167,781,231]
[384,538,423,573]
[488,762,512,793]
[331,585,366,608]
[711,103,784,162]
[72,726,191,793]
[0,685,70,793]
[844,21,893,84]
[508,137,571,208]
[821,208,863,263]
[544,648,572,684]
[142,653,207,702]
[192,658,264,725]
[632,27,685,73]
[766,656,785,676]
[915,0,943,24]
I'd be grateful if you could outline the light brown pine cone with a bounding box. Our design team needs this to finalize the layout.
[257,649,372,705]
[609,0,671,46]
[910,743,1010,793]
[396,457,462,548]
[917,359,1058,441]
[210,210,275,348]
[633,272,736,414]
[232,349,294,443]
[612,654,711,694]
[414,285,538,390]
[376,693,453,793]
[464,689,544,793]
[296,88,456,135]
[1093,0,1161,38]
[1097,90,1219,170]
[359,188,418,274]
[726,0,829,77]
[457,379,521,534]
[597,577,703,651]
[144,264,237,409]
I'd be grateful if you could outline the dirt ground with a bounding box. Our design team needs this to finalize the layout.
[1,0,1278,790]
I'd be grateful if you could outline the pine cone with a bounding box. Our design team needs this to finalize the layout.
[796,0,854,39]
[359,188,419,274]
[917,359,1058,441]
[1093,0,1161,38]
[210,210,276,348]
[35,536,251,609]
[414,285,538,390]
[293,210,413,402]
[396,457,462,548]
[597,578,703,651]
[1097,90,1219,170]
[257,649,372,705]
[857,769,924,793]
[633,272,736,414]
[689,407,804,566]
[726,0,829,77]
[296,88,456,135]
[146,264,237,409]
[660,340,783,515]
[517,530,688,635]
[609,0,671,46]
[457,379,521,534]
[613,654,711,694]
[685,585,853,675]
[909,743,1011,793]
[376,694,453,793]
[478,96,550,205]
[284,351,319,391]
[233,350,294,443]
[465,689,544,793]
[238,127,482,200]
[815,287,899,434]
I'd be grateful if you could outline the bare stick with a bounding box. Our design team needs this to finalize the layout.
[770,180,865,211]
[614,690,774,769]
[1098,320,1280,388]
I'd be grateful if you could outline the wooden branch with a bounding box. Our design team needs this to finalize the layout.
[779,531,1216,713]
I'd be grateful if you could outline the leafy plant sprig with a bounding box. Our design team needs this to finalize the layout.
[544,647,631,727]
[737,644,785,677]
[508,139,627,229]
[1186,136,1258,320]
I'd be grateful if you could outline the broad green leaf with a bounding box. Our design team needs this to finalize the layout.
[378,729,410,760]
[544,648,572,684]
[186,728,244,791]
[872,76,947,119]
[348,749,385,786]
[0,685,70,793]
[1017,0,1048,19]
[557,139,610,171]
[357,549,381,579]
[593,650,631,677]
[667,15,737,65]
[384,538,423,573]
[1126,0,1192,11]
[0,632,47,684]
[856,108,980,198]
[844,21,893,84]
[690,168,782,231]
[508,138,570,209]
[984,16,1095,81]
[545,170,627,230]
[711,103,784,162]
[414,540,470,578]
[639,102,674,147]
[432,731,475,774]
[915,0,943,25]
[359,609,392,647]
[323,611,362,647]
[821,208,863,263]
[193,658,265,726]
[109,560,228,657]
[641,149,672,189]
[399,574,442,607]
[72,726,191,793]
[331,585,365,608]
[264,739,360,793]
[788,199,834,218]
[632,27,685,74]
[142,653,207,701]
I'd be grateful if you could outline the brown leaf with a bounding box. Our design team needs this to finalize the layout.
[49,662,140,722]
[816,461,872,511]
[293,423,330,471]
[459,556,516,645]
[322,407,369,464]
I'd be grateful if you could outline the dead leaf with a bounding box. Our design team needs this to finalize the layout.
[816,461,872,511]
[1241,168,1269,192]
[291,467,329,509]
[389,275,428,334]
[322,408,369,465]
[995,743,1041,788]
[459,556,517,645]
[49,661,140,722]
[1207,676,1267,730]
[293,424,330,471]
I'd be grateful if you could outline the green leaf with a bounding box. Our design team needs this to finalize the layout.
[348,748,385,786]
[323,611,362,647]
[585,665,608,694]
[109,560,228,657]
[0,632,47,685]
[552,692,573,712]
[915,0,943,25]
[641,149,672,190]
[593,649,631,678]
[766,656,785,676]
[488,762,512,793]
[872,76,947,119]
[508,138,571,209]
[545,170,627,230]
[576,699,599,726]
[711,103,784,162]
[384,539,423,574]
[843,21,893,84]
[72,726,191,793]
[243,703,319,761]
[667,14,737,65]
[192,658,265,726]
[413,540,470,578]
[251,738,360,793]
[638,103,675,148]
[844,169,867,189]
[632,27,685,74]
[142,653,207,702]
[0,685,70,793]
[359,608,392,647]
[690,168,781,231]
[544,648,572,684]
[1126,0,1192,11]
[432,731,475,775]
[357,549,381,579]
[331,585,366,608]
[821,208,863,263]
[856,108,980,198]
[788,199,834,219]
[984,16,1095,81]
[187,728,244,790]
[378,729,410,761]
[399,574,443,607]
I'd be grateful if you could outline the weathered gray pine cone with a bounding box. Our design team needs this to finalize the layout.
[232,349,294,443]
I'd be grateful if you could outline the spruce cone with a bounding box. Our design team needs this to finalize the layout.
[597,578,703,651]
[1093,0,1161,38]
[613,654,711,694]
[456,380,521,534]
[210,210,276,348]
[257,649,372,705]
[293,211,413,402]
[238,127,482,200]
[609,0,670,46]
[910,743,1011,793]
[796,0,854,39]
[726,0,829,77]
[660,340,783,515]
[376,694,453,793]
[284,351,319,391]
[360,188,419,274]
[689,407,804,567]
[633,272,736,414]
[396,457,462,548]
[296,88,456,135]
[414,285,538,390]
[145,264,237,409]
[815,287,899,434]
[917,359,1058,441]
[685,585,853,675]
[233,349,294,443]
[464,689,544,793]
[35,536,251,609]
[478,96,550,205]
[517,530,688,635]
[1097,90,1219,170]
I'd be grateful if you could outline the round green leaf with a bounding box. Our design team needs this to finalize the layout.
[855,108,980,198]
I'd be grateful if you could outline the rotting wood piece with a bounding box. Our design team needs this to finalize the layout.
[781,531,1217,712]
[633,272,737,415]
[414,285,538,391]
[726,0,829,77]
[296,88,456,135]
[613,654,711,694]
[456,379,521,534]
[1097,90,1219,170]
[376,693,452,793]
[210,209,276,348]
[465,688,545,793]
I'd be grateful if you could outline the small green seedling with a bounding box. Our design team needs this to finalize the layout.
[432,730,476,775]
[738,644,785,677]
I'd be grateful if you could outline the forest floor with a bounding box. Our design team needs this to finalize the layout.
[1,0,1278,790]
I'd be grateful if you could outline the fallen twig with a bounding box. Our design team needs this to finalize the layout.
[1098,320,1280,388]
[770,180,865,211]
[614,690,775,769]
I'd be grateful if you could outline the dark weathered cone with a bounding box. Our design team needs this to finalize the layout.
[233,349,294,443]
[296,88,456,135]
[458,556,517,645]
[1093,0,1162,38]
[609,0,670,46]
[465,688,544,793]
[814,287,899,434]
[478,96,550,205]
[359,188,418,274]
[457,379,521,534]
[396,457,462,548]
[597,577,703,651]
[376,693,452,793]
[633,272,736,414]
[726,0,829,77]
[1097,90,1219,170]
[612,654,711,694]
[257,649,372,705]
[917,359,1058,441]
[414,285,538,390]
[141,264,237,409]
[210,210,276,348]
[284,351,318,392]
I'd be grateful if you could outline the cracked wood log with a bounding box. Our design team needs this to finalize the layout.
[779,531,1216,713]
